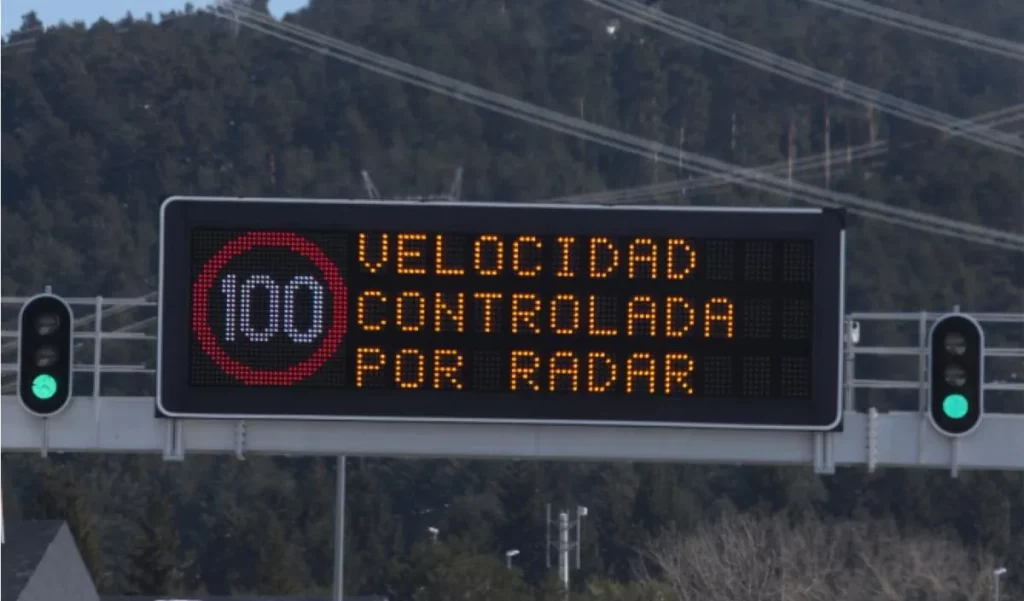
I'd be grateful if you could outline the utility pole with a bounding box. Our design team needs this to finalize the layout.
[359,167,463,201]
[331,456,346,601]
[361,170,380,199]
[558,512,570,592]
[730,112,737,153]
[545,504,588,597]
[787,116,796,191]
[448,166,463,201]
[824,96,832,189]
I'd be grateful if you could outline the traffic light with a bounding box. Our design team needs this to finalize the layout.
[17,294,74,417]
[928,313,985,437]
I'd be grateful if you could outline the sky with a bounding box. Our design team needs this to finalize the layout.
[2,0,307,35]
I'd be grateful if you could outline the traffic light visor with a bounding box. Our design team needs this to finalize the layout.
[34,312,61,336]
[943,331,966,356]
[928,313,985,437]
[34,345,59,368]
[943,364,966,387]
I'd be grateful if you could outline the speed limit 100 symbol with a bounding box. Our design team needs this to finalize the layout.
[191,231,348,386]
[220,274,326,344]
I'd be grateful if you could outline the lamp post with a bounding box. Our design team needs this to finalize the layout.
[427,527,439,543]
[505,549,520,569]
[576,506,588,569]
[993,567,1007,601]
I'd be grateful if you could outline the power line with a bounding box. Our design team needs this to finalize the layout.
[584,0,1024,157]
[1,12,194,55]
[218,2,1024,249]
[546,140,887,205]
[806,0,1024,62]
[210,2,1024,252]
[551,105,1024,206]
[11,4,1018,250]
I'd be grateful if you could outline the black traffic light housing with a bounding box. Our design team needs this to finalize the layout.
[927,313,985,437]
[17,294,74,417]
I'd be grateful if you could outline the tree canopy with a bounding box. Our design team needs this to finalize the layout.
[2,0,1022,598]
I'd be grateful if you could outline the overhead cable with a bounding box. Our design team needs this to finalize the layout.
[584,0,1024,158]
[547,141,887,205]
[806,0,1024,62]
[552,104,1024,206]
[210,2,1024,252]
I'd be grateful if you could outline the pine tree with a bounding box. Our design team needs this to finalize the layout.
[124,494,189,595]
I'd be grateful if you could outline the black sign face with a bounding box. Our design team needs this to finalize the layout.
[159,197,845,429]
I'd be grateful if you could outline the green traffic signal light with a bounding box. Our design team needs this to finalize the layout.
[942,393,969,420]
[31,373,58,400]
[17,294,75,417]
[929,314,984,437]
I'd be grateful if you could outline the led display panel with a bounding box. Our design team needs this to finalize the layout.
[158,197,845,429]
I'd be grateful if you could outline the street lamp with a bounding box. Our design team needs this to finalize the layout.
[993,567,1007,601]
[505,548,520,569]
[575,506,588,569]
[427,527,439,543]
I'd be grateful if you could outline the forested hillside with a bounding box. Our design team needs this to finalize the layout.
[2,0,1023,598]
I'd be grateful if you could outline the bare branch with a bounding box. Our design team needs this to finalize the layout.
[639,511,846,601]
[841,517,994,601]
[638,511,997,601]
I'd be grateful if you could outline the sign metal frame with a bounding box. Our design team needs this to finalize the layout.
[157,196,846,431]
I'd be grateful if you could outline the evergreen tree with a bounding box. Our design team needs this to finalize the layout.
[2,0,1021,596]
[124,494,189,595]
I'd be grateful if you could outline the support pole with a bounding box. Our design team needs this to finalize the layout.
[558,512,570,595]
[332,456,346,601]
[545,504,551,568]
[575,510,582,569]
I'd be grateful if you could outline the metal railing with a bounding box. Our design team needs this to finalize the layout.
[841,311,1023,415]
[0,296,1022,408]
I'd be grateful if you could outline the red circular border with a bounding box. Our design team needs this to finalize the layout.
[192,231,348,386]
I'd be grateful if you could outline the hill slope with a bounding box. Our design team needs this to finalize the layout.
[2,0,1022,596]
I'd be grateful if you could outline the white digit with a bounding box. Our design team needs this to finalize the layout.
[240,274,280,342]
[218,273,326,344]
[221,274,237,341]
[283,275,324,343]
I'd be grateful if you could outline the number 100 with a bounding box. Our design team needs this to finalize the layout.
[219,274,326,343]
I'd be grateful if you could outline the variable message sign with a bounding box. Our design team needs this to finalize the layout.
[158,197,845,429]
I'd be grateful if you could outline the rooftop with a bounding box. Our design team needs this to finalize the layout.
[1,520,66,601]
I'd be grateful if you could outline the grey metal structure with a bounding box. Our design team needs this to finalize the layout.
[1,295,1022,475]
[1,295,1022,601]
[156,197,847,430]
